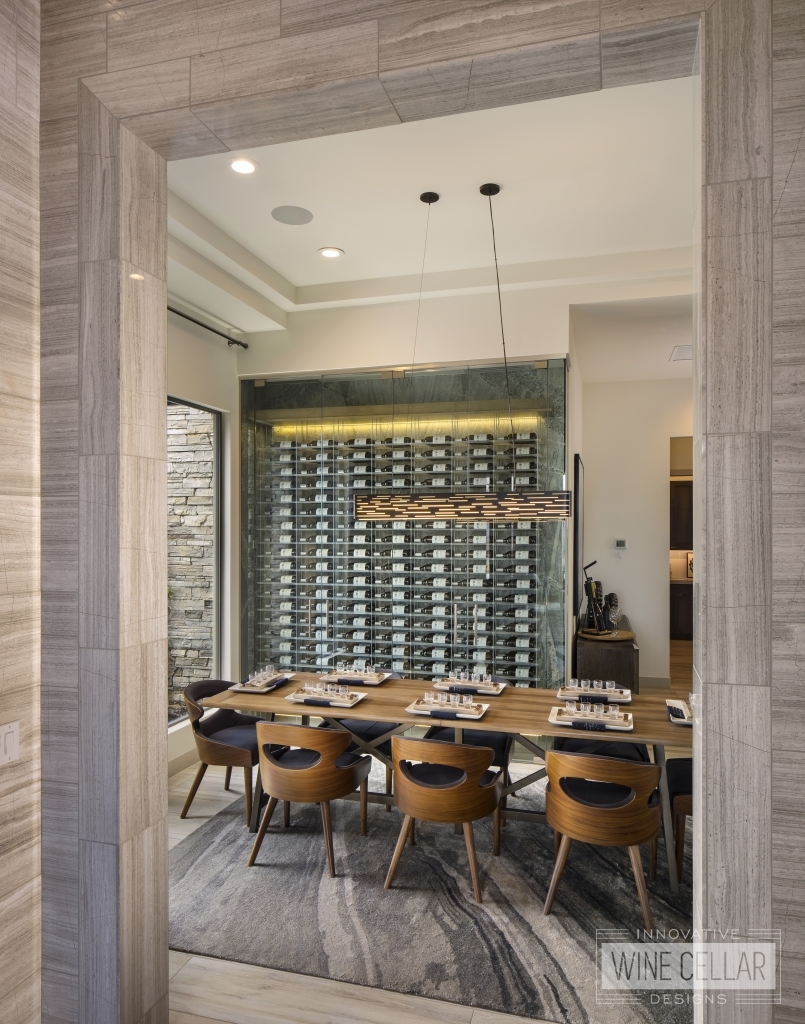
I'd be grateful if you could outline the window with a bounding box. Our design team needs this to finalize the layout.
[167,399,221,724]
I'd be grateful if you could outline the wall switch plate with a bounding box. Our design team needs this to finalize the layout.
[0,721,20,765]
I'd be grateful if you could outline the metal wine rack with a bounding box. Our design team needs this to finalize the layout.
[242,363,567,688]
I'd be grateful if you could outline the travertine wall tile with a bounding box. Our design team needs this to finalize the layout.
[705,0,771,183]
[602,19,700,89]
[703,682,771,931]
[601,0,706,31]
[119,107,229,161]
[81,60,190,122]
[41,14,106,121]
[772,430,805,490]
[703,431,771,686]
[119,817,169,1020]
[190,21,378,107]
[281,0,410,35]
[0,95,38,206]
[706,178,772,434]
[773,235,805,326]
[0,878,41,1012]
[772,0,805,114]
[119,459,168,651]
[381,34,601,122]
[77,85,120,265]
[772,105,805,238]
[78,838,118,1021]
[119,641,167,840]
[193,75,399,151]
[107,0,280,72]
[119,135,167,281]
[771,623,805,754]
[378,0,599,73]
[77,454,120,651]
[40,118,77,211]
[78,261,120,457]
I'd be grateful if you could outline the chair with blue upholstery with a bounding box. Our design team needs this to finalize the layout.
[181,679,263,825]
[543,749,661,930]
[319,672,403,810]
[666,757,693,881]
[248,722,372,877]
[384,736,504,903]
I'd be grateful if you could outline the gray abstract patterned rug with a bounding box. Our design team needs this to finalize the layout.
[170,765,692,1024]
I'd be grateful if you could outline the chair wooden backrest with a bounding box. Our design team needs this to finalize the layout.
[182,679,254,768]
[255,721,367,804]
[391,736,499,824]
[545,750,661,848]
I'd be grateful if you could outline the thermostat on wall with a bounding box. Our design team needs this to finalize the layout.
[614,539,627,549]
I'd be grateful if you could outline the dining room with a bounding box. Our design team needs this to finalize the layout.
[161,70,700,1024]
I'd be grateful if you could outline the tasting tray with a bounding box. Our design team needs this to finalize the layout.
[433,680,507,696]
[666,699,693,725]
[229,672,295,694]
[285,689,367,708]
[549,706,634,731]
[319,672,391,686]
[406,700,489,720]
[557,686,631,704]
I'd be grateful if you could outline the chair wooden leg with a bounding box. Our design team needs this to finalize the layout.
[180,762,208,819]
[502,767,510,827]
[283,800,291,828]
[544,834,573,915]
[553,829,562,859]
[384,814,413,889]
[463,822,483,903]
[408,817,415,846]
[493,806,501,857]
[247,796,277,866]
[320,802,336,878]
[385,764,392,812]
[224,766,232,790]
[243,767,253,825]
[675,813,686,882]
[649,836,658,882]
[628,845,654,931]
[360,778,368,837]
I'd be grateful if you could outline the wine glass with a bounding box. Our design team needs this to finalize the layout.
[610,605,623,631]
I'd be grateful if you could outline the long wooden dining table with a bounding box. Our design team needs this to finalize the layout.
[202,674,692,892]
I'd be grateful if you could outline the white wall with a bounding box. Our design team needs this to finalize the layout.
[582,378,692,683]
[168,310,241,683]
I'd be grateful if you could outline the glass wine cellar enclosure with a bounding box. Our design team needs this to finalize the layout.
[241,362,567,687]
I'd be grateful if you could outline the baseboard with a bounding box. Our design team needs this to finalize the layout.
[168,718,199,777]
[639,676,672,690]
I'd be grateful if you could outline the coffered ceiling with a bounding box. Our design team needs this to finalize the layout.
[167,76,695,334]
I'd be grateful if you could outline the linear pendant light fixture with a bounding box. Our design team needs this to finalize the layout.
[355,184,571,523]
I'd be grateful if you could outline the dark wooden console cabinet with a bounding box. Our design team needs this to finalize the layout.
[575,633,640,693]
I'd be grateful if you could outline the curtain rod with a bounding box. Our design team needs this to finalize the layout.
[168,305,249,349]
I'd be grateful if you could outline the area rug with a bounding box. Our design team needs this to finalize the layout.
[169,764,693,1024]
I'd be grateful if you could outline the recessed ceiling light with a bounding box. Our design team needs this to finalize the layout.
[319,247,344,258]
[272,206,313,225]
[670,345,693,361]
[129,272,144,280]
[230,157,257,174]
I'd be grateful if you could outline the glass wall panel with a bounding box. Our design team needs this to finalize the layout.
[168,399,221,723]
[241,362,566,687]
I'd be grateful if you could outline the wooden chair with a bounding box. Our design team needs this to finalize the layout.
[384,736,504,903]
[666,758,692,882]
[181,679,263,825]
[544,750,661,930]
[248,722,372,877]
[319,673,402,812]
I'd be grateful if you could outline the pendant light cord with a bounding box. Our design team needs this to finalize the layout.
[486,193,515,446]
[406,201,431,436]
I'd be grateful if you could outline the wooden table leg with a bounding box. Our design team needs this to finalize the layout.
[653,744,680,893]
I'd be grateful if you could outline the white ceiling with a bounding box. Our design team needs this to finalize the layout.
[168,76,694,308]
[571,295,694,383]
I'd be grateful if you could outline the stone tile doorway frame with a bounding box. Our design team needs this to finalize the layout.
[39,2,799,1021]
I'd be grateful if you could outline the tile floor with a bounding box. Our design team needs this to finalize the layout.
[168,764,549,1024]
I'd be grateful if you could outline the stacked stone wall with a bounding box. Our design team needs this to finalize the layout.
[167,403,216,722]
